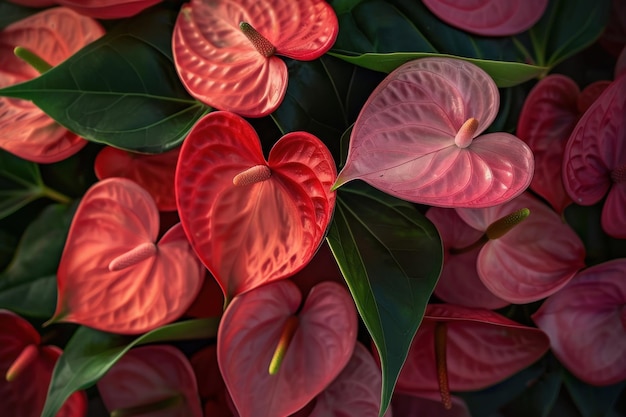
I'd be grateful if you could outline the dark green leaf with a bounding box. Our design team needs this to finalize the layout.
[503,357,563,417]
[563,370,626,417]
[0,150,46,219]
[41,318,220,417]
[0,7,210,153]
[326,181,443,416]
[0,1,40,29]
[0,203,74,318]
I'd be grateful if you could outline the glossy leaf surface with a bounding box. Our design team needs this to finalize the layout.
[456,192,586,303]
[422,0,548,36]
[53,178,205,334]
[57,0,162,19]
[94,146,180,212]
[98,345,202,417]
[0,150,48,220]
[218,280,357,417]
[0,204,73,318]
[41,318,218,417]
[0,7,103,163]
[0,7,209,153]
[336,57,534,208]
[176,111,336,301]
[327,181,443,416]
[397,304,550,393]
[562,75,626,238]
[172,0,338,117]
[532,259,626,386]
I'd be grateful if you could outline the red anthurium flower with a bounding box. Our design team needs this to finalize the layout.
[98,345,203,417]
[184,272,225,319]
[172,0,338,117]
[0,310,87,417]
[6,0,56,6]
[532,259,626,386]
[288,242,345,297]
[0,8,104,163]
[426,207,509,309]
[422,0,548,36]
[454,192,586,303]
[176,111,336,301]
[395,304,549,406]
[218,280,357,417]
[190,345,232,417]
[95,146,180,212]
[334,57,534,208]
[563,75,626,239]
[392,392,470,417]
[51,177,205,334]
[55,0,163,19]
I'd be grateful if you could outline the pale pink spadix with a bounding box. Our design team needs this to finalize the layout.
[334,57,534,208]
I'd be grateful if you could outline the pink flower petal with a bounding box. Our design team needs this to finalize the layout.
[53,178,205,334]
[336,57,533,208]
[175,112,336,301]
[0,7,104,163]
[218,280,357,417]
[422,0,548,36]
[532,259,626,385]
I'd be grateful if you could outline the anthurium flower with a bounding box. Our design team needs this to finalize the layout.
[562,75,626,238]
[175,111,337,301]
[190,345,231,417]
[422,0,548,36]
[0,310,87,417]
[395,304,549,405]
[0,7,104,163]
[98,345,203,417]
[172,0,338,117]
[55,0,163,19]
[532,259,626,386]
[454,192,586,303]
[218,280,357,417]
[95,146,180,212]
[334,57,534,208]
[51,177,205,334]
[426,207,509,310]
[6,0,55,6]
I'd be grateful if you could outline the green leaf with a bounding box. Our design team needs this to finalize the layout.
[328,52,547,87]
[0,203,75,318]
[526,0,611,68]
[0,2,39,29]
[563,370,626,417]
[0,150,46,219]
[41,318,220,417]
[0,7,210,153]
[326,181,443,416]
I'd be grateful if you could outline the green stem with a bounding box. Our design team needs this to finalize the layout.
[14,46,53,74]
[41,185,72,205]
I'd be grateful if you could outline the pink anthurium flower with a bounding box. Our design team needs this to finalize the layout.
[218,280,357,417]
[94,146,180,212]
[454,192,586,303]
[395,304,549,408]
[532,258,626,386]
[334,57,534,208]
[172,0,338,117]
[51,177,205,334]
[426,207,509,310]
[0,310,87,417]
[562,75,626,239]
[98,345,203,417]
[422,0,548,36]
[0,7,104,163]
[55,0,163,19]
[176,111,337,301]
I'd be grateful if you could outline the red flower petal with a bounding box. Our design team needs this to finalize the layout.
[532,259,626,385]
[94,146,180,212]
[6,0,56,6]
[396,304,549,393]
[190,345,231,417]
[172,0,337,117]
[176,112,336,300]
[0,8,104,163]
[336,57,533,208]
[98,345,203,417]
[218,280,357,417]
[56,0,162,19]
[563,75,626,238]
[53,178,205,334]
[422,0,548,36]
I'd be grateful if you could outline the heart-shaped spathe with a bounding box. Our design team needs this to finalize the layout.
[334,57,534,208]
[217,280,357,417]
[52,177,205,334]
[175,111,336,301]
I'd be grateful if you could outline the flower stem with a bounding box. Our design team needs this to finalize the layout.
[41,185,72,205]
